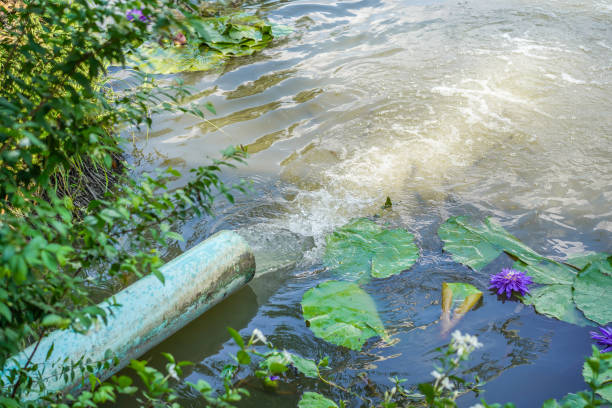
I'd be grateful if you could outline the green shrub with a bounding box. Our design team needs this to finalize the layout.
[0,0,245,404]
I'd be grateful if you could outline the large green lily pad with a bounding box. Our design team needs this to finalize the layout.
[573,261,612,325]
[513,259,576,285]
[298,392,338,408]
[566,252,610,271]
[323,218,419,280]
[301,280,388,350]
[522,285,591,327]
[438,216,542,271]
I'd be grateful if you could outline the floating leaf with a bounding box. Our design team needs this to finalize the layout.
[522,285,591,327]
[130,13,292,74]
[298,392,338,408]
[573,261,612,325]
[513,259,576,285]
[566,253,610,271]
[290,353,319,378]
[130,43,225,74]
[438,216,542,271]
[301,280,388,350]
[323,218,418,281]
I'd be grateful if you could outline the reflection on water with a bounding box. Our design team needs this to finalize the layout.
[122,0,611,405]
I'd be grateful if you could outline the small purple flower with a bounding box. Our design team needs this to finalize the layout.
[590,326,612,353]
[489,268,533,299]
[268,375,280,381]
[126,8,148,22]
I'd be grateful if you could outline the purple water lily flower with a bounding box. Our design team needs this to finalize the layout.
[590,326,612,353]
[489,268,533,299]
[126,8,148,22]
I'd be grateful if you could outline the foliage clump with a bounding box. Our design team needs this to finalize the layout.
[0,0,245,404]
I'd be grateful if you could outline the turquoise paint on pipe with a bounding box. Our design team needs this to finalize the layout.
[3,230,255,399]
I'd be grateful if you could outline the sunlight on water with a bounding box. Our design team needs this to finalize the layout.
[122,1,611,405]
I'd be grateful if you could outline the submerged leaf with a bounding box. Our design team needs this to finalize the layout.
[573,261,612,325]
[522,285,591,327]
[441,282,482,315]
[298,392,338,408]
[324,218,418,281]
[301,280,388,350]
[438,216,542,271]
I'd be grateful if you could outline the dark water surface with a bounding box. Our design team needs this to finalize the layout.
[120,0,611,406]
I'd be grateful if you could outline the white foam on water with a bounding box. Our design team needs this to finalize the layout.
[560,72,586,84]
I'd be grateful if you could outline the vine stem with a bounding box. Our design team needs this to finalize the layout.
[10,327,48,398]
[318,373,365,402]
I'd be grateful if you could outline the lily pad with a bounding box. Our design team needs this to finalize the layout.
[298,392,338,408]
[441,282,482,315]
[573,261,612,325]
[301,280,388,351]
[513,259,576,285]
[323,218,419,281]
[566,252,610,271]
[522,285,591,327]
[438,216,542,271]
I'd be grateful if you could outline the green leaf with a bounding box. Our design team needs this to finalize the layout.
[522,285,591,326]
[289,353,319,378]
[566,252,610,271]
[513,260,576,285]
[582,347,612,402]
[323,218,418,281]
[41,314,71,329]
[573,261,612,325]
[227,327,245,349]
[301,280,388,350]
[0,302,11,322]
[237,350,251,365]
[130,43,225,75]
[298,392,338,408]
[542,392,592,408]
[131,13,285,74]
[438,216,542,271]
[261,354,289,374]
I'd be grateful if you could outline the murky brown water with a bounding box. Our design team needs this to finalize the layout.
[120,0,612,406]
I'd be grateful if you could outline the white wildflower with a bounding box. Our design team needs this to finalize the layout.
[252,328,267,344]
[167,363,179,381]
[430,370,443,380]
[451,330,483,357]
[440,377,454,391]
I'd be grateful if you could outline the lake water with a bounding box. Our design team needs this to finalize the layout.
[121,0,612,406]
